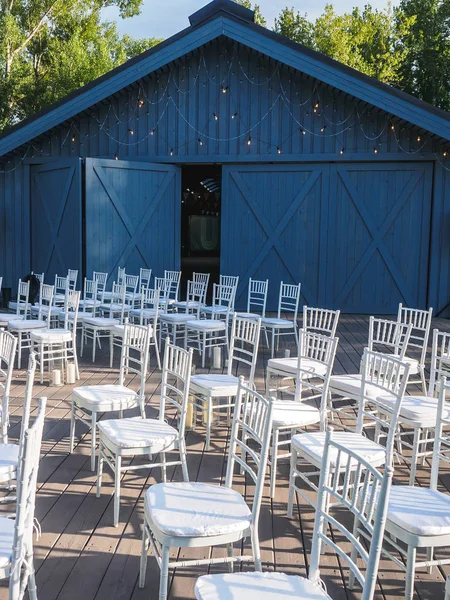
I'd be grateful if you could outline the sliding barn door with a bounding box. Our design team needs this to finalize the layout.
[326,163,432,313]
[222,164,329,310]
[85,159,181,284]
[30,159,82,283]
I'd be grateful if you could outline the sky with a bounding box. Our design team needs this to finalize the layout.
[103,0,397,40]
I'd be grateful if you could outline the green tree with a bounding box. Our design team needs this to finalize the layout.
[398,0,450,109]
[274,7,315,47]
[0,0,160,129]
[233,0,267,27]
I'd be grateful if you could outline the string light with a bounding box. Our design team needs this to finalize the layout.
[340,148,345,154]
[138,99,144,107]
[128,129,134,135]
[114,153,118,160]
[71,135,76,143]
[277,146,282,154]
[247,137,251,146]
[444,151,448,157]
[417,135,421,142]
[374,147,378,153]
[320,125,327,132]
[198,138,203,146]
[231,112,237,119]
[213,113,218,121]
[222,86,228,94]
[170,148,174,156]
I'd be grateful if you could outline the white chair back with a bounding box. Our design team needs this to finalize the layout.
[357,349,410,461]
[164,270,181,301]
[212,283,235,312]
[93,271,108,298]
[368,317,412,360]
[277,282,301,321]
[428,329,450,395]
[183,280,207,314]
[228,315,261,386]
[155,277,176,312]
[309,428,393,600]
[37,284,54,326]
[34,272,44,284]
[61,290,81,331]
[397,304,433,366]
[16,280,30,318]
[247,278,268,316]
[83,278,98,311]
[219,274,239,290]
[0,330,17,443]
[139,268,152,291]
[117,267,126,285]
[431,377,450,490]
[159,341,193,440]
[225,379,273,527]
[125,274,139,300]
[111,282,127,322]
[193,272,210,302]
[303,306,340,337]
[54,275,68,299]
[67,269,78,291]
[9,395,46,600]
[296,330,339,423]
[119,323,152,415]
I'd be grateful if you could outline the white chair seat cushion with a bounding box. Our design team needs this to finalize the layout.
[0,313,22,325]
[83,317,120,328]
[98,417,178,450]
[402,356,420,375]
[235,312,260,320]
[30,328,72,343]
[201,305,230,314]
[375,394,445,427]
[145,482,251,538]
[292,431,386,469]
[59,311,91,321]
[272,401,321,427]
[79,299,96,307]
[72,384,138,411]
[160,313,193,324]
[100,303,125,313]
[329,374,396,402]
[8,319,46,330]
[30,305,60,315]
[385,486,450,536]
[186,319,226,331]
[173,301,202,310]
[130,309,156,319]
[195,572,331,600]
[0,517,14,570]
[191,374,240,396]
[0,444,19,477]
[261,317,294,329]
[267,357,327,378]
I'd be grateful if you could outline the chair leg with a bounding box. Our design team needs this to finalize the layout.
[69,401,76,453]
[287,446,298,518]
[404,544,417,600]
[159,545,171,600]
[114,454,121,527]
[250,524,262,572]
[409,428,420,485]
[139,525,149,588]
[202,332,206,369]
[206,397,213,450]
[271,329,275,359]
[154,331,162,370]
[160,452,167,483]
[180,441,189,482]
[92,330,96,363]
[96,440,104,498]
[420,366,427,395]
[26,551,38,600]
[91,412,97,472]
[17,332,22,369]
[110,333,114,369]
[270,428,279,499]
[227,542,234,573]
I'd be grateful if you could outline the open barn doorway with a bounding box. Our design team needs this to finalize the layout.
[181,165,222,297]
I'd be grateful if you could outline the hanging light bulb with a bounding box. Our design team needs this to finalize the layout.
[138,99,144,107]
[222,86,228,94]
[213,113,219,121]
[198,138,203,146]
[128,128,134,135]
[170,148,174,156]
[444,151,448,157]
[71,135,76,143]
[247,136,251,146]
[114,153,119,160]
[340,148,345,155]
[231,112,238,119]
[374,147,378,154]
[150,129,155,135]
[320,125,327,132]
[277,146,282,154]
[417,135,421,142]
[391,124,395,131]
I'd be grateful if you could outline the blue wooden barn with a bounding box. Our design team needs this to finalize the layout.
[1,0,450,313]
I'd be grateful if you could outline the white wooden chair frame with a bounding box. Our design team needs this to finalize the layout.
[236,278,268,319]
[163,270,181,302]
[71,323,151,471]
[0,330,17,444]
[303,305,340,336]
[266,330,339,498]
[397,303,433,394]
[159,280,206,347]
[96,341,193,526]
[261,282,301,358]
[195,427,393,600]
[0,280,30,325]
[189,314,261,449]
[8,284,54,369]
[129,287,161,370]
[138,379,274,600]
[93,271,108,302]
[30,290,80,384]
[287,349,410,514]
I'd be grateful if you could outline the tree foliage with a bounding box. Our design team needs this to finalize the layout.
[232,0,267,27]
[0,0,161,129]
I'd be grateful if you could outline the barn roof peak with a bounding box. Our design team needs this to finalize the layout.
[189,0,255,27]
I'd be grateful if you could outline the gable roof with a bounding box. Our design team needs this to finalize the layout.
[1,0,449,157]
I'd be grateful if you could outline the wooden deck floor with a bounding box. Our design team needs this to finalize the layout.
[1,314,450,600]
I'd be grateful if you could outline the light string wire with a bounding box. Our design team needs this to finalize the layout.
[1,46,449,172]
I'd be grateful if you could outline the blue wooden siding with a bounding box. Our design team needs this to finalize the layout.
[85,159,181,282]
[0,37,449,314]
[30,159,82,284]
[223,162,433,313]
